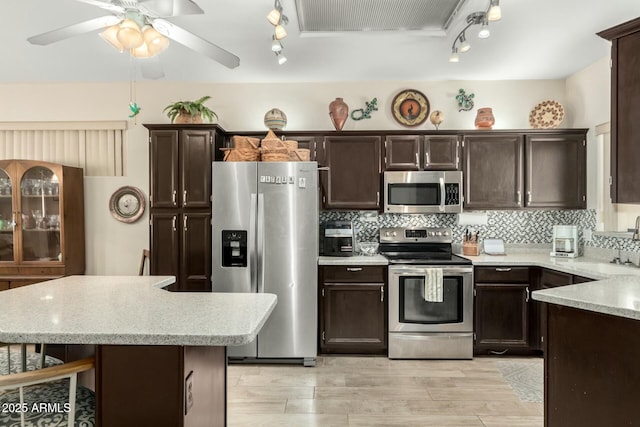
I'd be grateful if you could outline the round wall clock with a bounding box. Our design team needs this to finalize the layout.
[109,186,146,223]
[391,89,430,127]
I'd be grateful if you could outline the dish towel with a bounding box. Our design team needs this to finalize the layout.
[423,268,444,303]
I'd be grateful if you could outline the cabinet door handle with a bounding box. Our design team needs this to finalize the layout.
[346,267,362,272]
[525,286,530,303]
[495,267,512,272]
[183,190,187,206]
[377,191,380,205]
[172,190,177,206]
[527,191,531,205]
[380,285,384,302]
[517,190,521,204]
[172,216,177,232]
[415,152,420,168]
[183,215,188,232]
[425,152,430,166]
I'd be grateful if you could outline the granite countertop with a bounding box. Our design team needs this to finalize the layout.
[0,275,277,346]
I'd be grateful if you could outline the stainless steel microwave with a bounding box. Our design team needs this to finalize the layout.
[383,171,463,214]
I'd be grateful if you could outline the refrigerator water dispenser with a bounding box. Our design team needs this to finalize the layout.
[221,230,247,267]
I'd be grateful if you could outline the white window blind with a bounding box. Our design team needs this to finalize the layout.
[0,121,126,176]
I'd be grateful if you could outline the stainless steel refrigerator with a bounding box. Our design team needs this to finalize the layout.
[211,161,318,366]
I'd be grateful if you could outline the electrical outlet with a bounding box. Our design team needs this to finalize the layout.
[583,228,593,242]
[185,371,194,415]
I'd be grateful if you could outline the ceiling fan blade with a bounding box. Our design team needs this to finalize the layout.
[140,57,165,80]
[138,0,204,17]
[73,0,125,13]
[152,19,239,69]
[28,16,122,45]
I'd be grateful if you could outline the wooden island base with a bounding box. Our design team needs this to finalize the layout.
[96,345,226,427]
[546,304,640,426]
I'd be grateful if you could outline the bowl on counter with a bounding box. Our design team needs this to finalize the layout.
[358,242,379,256]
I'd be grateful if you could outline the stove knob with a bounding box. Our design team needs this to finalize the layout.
[428,231,435,237]
[384,231,390,237]
[392,231,397,237]
[436,231,442,236]
[443,231,449,236]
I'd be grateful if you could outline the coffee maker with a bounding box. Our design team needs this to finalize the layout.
[550,225,579,258]
[320,220,354,256]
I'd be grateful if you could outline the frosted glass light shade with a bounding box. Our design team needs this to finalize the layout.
[488,1,502,21]
[100,25,124,52]
[267,8,281,25]
[143,26,169,56]
[117,19,144,49]
[132,42,151,58]
[274,24,287,40]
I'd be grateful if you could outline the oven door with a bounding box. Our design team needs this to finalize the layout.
[389,265,473,333]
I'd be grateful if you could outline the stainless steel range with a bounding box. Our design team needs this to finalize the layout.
[380,227,473,360]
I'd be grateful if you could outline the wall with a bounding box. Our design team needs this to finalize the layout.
[0,79,567,274]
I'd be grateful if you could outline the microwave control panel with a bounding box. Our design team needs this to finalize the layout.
[445,183,460,205]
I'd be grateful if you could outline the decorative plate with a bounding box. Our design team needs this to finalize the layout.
[391,89,430,127]
[529,100,565,129]
[109,186,145,223]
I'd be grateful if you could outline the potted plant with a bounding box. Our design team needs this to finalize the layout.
[163,96,218,124]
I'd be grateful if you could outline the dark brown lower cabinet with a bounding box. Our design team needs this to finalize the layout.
[150,212,211,292]
[96,345,226,427]
[473,266,536,355]
[545,304,640,426]
[536,269,573,351]
[319,266,387,354]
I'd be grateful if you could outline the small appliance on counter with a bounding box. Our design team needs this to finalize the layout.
[320,220,354,256]
[550,225,579,258]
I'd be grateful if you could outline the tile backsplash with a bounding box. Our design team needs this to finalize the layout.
[318,209,628,252]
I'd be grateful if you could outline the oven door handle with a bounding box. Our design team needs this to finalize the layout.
[439,177,445,212]
[390,267,474,275]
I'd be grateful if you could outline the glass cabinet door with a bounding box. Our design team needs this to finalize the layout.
[0,168,15,262]
[20,166,61,262]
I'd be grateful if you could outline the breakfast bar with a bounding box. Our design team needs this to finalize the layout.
[533,277,640,427]
[0,275,277,426]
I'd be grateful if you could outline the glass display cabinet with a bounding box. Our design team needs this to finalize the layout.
[0,160,85,290]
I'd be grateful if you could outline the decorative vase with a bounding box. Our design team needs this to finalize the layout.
[175,111,202,124]
[329,97,349,131]
[475,107,495,129]
[264,108,287,130]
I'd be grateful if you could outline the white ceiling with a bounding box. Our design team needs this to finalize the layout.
[2,0,640,83]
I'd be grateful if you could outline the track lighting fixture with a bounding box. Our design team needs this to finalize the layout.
[267,0,289,64]
[449,0,503,62]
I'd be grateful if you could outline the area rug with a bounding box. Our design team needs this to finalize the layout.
[495,359,544,403]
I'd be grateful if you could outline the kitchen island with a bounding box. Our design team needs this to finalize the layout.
[0,275,277,427]
[533,277,640,427]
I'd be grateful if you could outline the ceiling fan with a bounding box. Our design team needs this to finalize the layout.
[27,0,240,78]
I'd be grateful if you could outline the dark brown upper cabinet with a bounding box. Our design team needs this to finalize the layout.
[384,135,421,170]
[525,133,586,208]
[383,134,459,171]
[463,134,525,209]
[598,18,640,203]
[318,135,382,210]
[424,135,460,170]
[148,127,215,209]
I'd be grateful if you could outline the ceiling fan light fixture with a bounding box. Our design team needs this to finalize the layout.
[143,25,169,56]
[449,48,459,63]
[277,52,287,65]
[117,18,144,49]
[274,24,287,40]
[99,24,124,53]
[131,42,152,58]
[488,0,502,22]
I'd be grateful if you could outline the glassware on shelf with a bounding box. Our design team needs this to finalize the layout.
[46,214,60,230]
[32,210,44,229]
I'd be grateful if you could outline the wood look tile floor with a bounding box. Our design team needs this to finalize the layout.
[228,356,543,426]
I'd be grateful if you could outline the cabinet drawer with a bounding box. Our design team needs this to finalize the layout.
[322,265,386,283]
[540,269,573,287]
[475,266,530,283]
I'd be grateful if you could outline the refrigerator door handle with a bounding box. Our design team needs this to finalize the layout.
[250,193,258,293]
[257,193,266,294]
